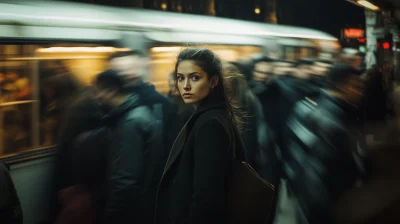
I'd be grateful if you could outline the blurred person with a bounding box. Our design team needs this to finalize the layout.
[56,127,108,224]
[108,50,180,165]
[155,48,246,224]
[362,65,387,127]
[305,59,333,87]
[222,62,270,176]
[279,63,365,224]
[312,59,333,77]
[341,48,364,73]
[45,72,104,223]
[249,56,276,94]
[95,69,164,224]
[1,107,28,154]
[273,60,296,77]
[3,70,31,101]
[0,161,23,224]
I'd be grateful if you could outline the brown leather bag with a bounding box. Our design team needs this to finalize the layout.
[225,124,276,224]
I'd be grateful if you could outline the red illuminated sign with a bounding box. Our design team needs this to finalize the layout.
[382,42,390,49]
[344,28,365,39]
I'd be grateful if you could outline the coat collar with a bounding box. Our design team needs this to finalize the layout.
[161,95,225,176]
[102,94,139,125]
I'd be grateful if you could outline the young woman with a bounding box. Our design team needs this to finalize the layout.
[155,47,246,224]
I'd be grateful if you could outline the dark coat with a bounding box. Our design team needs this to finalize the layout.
[102,94,164,224]
[155,97,246,224]
[281,91,361,224]
[0,162,23,224]
[129,81,181,164]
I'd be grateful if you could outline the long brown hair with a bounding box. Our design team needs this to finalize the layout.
[174,47,243,130]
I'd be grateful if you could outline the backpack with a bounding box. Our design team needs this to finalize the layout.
[0,162,23,224]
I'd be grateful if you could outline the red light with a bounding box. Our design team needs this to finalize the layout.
[357,38,366,43]
[382,42,390,49]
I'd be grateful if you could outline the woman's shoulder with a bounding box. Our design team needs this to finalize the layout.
[194,108,232,132]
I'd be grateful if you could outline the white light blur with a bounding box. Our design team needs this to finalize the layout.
[37,47,130,53]
[357,0,379,11]
[151,47,182,52]
[0,12,337,41]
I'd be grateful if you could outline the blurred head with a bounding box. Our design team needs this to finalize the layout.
[293,59,314,79]
[95,69,131,108]
[325,63,364,104]
[6,71,19,82]
[312,59,333,76]
[252,56,275,82]
[273,60,296,76]
[108,50,148,85]
[175,47,224,109]
[43,73,82,101]
[341,48,364,72]
[230,59,253,81]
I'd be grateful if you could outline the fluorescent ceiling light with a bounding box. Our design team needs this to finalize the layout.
[357,0,379,11]
[37,47,130,53]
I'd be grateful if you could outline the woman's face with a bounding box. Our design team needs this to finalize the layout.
[176,60,214,108]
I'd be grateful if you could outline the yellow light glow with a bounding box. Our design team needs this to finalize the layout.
[36,47,131,53]
[177,5,182,12]
[254,8,261,14]
[161,3,167,10]
[357,0,379,11]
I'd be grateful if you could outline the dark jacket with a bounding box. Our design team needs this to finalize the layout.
[55,93,104,191]
[155,97,246,224]
[129,81,181,164]
[0,162,23,224]
[239,88,270,174]
[102,94,164,224]
[281,91,361,224]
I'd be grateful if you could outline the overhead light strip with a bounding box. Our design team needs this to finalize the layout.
[357,0,380,11]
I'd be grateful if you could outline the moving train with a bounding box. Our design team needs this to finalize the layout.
[0,1,340,223]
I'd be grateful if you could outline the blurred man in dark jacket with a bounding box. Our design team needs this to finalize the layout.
[95,70,163,224]
[280,63,364,224]
[109,51,180,165]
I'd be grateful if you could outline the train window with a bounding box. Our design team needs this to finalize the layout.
[0,45,37,156]
[284,47,296,60]
[284,46,318,60]
[149,45,263,94]
[0,44,128,159]
[36,46,128,147]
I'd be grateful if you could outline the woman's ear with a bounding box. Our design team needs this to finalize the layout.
[210,76,219,88]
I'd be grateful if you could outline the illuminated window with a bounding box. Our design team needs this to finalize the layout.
[161,3,167,10]
[0,43,128,159]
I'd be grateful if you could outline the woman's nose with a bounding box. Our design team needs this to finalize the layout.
[183,80,191,90]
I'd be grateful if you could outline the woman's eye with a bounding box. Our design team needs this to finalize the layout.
[191,76,199,81]
[177,76,184,81]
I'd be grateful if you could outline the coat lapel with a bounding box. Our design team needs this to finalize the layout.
[162,116,191,176]
[161,97,225,176]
